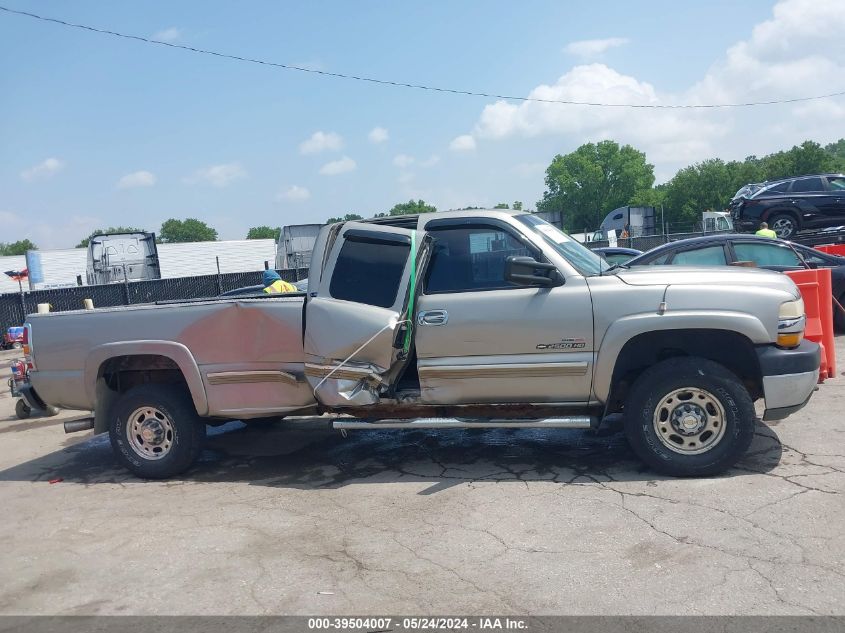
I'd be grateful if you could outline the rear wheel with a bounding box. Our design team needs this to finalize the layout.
[15,399,31,420]
[623,357,755,477]
[109,384,206,479]
[769,213,798,238]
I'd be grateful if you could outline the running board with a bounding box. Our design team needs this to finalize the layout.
[332,416,595,430]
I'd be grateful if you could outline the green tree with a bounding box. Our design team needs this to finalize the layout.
[159,218,218,243]
[758,141,838,181]
[325,213,364,224]
[661,159,738,226]
[246,226,281,240]
[76,227,146,248]
[494,202,509,209]
[512,201,523,211]
[824,139,845,168]
[537,140,655,231]
[387,199,437,215]
[0,239,37,256]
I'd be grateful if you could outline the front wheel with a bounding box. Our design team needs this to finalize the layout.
[109,384,206,479]
[623,357,755,477]
[768,213,798,239]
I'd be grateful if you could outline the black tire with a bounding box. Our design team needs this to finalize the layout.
[15,399,31,420]
[768,213,798,239]
[12,342,22,350]
[834,292,845,333]
[623,357,755,477]
[109,384,206,479]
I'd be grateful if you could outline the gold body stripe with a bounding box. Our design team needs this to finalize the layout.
[206,371,298,386]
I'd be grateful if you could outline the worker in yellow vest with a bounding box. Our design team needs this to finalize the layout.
[262,270,297,294]
[755,222,777,239]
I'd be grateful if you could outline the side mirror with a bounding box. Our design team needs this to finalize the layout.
[505,256,562,287]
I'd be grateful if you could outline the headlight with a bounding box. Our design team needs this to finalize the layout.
[777,298,805,348]
[779,298,804,319]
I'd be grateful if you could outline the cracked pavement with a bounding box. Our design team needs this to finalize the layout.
[0,336,843,615]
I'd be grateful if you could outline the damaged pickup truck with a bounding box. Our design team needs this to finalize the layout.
[22,210,820,479]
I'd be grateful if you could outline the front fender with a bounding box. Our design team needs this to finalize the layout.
[84,341,209,416]
[592,311,770,402]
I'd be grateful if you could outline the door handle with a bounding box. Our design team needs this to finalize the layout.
[418,309,448,326]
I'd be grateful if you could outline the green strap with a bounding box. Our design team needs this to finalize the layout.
[403,230,417,355]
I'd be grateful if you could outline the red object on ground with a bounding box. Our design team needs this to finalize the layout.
[48,478,63,484]
[815,244,845,257]
[785,268,836,382]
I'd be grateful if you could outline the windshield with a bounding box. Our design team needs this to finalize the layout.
[516,214,610,276]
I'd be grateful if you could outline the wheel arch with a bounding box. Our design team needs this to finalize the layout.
[764,207,802,230]
[85,342,209,430]
[597,323,764,412]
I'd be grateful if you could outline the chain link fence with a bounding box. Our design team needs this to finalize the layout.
[0,268,308,336]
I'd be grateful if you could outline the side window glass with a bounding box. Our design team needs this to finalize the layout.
[828,176,845,191]
[791,177,824,193]
[766,182,789,194]
[329,238,409,308]
[670,246,727,266]
[734,243,801,267]
[647,253,671,265]
[426,227,532,293]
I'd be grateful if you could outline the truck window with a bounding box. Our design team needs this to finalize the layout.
[733,242,801,267]
[670,245,727,266]
[425,227,531,293]
[329,239,410,308]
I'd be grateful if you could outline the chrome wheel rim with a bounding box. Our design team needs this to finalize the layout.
[652,387,727,455]
[126,406,174,460]
[771,217,794,238]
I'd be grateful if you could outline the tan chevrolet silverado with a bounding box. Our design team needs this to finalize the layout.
[20,210,820,479]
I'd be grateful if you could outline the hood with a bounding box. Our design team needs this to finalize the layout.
[616,266,799,295]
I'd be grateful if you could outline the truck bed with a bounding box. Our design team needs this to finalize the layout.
[27,295,314,416]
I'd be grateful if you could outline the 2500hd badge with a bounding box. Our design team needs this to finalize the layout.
[536,337,586,350]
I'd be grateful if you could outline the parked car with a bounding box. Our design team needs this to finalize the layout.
[591,247,643,266]
[22,211,818,479]
[626,234,845,330]
[2,326,24,350]
[730,173,845,238]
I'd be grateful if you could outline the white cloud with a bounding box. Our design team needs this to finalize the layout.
[185,163,246,187]
[565,37,629,58]
[117,170,156,189]
[152,27,181,42]
[368,126,389,144]
[449,135,476,152]
[319,156,356,175]
[393,153,415,168]
[276,185,311,201]
[299,131,344,154]
[468,0,845,176]
[20,158,65,182]
[420,155,440,167]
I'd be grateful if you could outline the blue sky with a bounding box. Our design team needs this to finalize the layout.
[2,0,843,248]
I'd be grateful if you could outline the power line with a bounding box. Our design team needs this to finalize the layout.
[2,4,845,110]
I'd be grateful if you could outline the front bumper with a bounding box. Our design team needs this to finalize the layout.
[756,340,821,421]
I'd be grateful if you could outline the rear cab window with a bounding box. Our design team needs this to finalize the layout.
[329,233,410,308]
